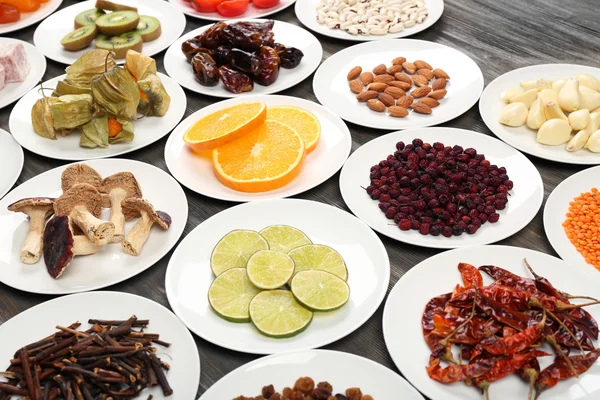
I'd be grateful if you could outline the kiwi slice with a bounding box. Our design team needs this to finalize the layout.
[135,16,162,43]
[74,8,106,29]
[95,0,138,12]
[96,10,140,36]
[95,31,143,59]
[61,25,98,51]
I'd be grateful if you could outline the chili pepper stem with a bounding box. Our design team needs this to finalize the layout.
[524,259,541,279]
[522,367,538,400]
[560,293,599,302]
[478,381,490,400]
[440,287,478,347]
[546,334,579,378]
[545,308,585,354]
[558,300,600,310]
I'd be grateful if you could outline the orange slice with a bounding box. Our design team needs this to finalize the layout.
[213,120,305,192]
[266,106,321,153]
[183,102,267,152]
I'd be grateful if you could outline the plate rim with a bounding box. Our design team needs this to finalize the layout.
[0,0,64,35]
[168,0,298,21]
[0,128,24,200]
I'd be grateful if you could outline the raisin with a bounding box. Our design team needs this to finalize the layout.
[335,395,348,400]
[219,65,253,93]
[317,382,333,393]
[361,396,374,400]
[262,385,275,398]
[345,388,362,400]
[269,395,281,400]
[293,377,315,394]
[313,388,332,400]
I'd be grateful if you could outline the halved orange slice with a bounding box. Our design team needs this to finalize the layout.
[213,120,305,192]
[183,102,267,152]
[266,106,321,153]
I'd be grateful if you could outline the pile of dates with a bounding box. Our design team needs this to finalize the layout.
[182,20,304,93]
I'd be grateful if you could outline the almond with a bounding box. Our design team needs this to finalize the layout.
[397,95,413,108]
[374,74,395,83]
[428,89,447,100]
[360,72,374,85]
[349,80,364,94]
[417,68,434,81]
[392,57,406,66]
[433,68,450,79]
[378,93,395,107]
[356,90,379,102]
[347,66,362,80]
[384,87,405,99]
[394,72,412,84]
[373,64,387,75]
[386,65,403,75]
[389,81,412,91]
[388,106,409,118]
[368,82,389,92]
[419,97,440,108]
[432,78,447,90]
[402,61,417,74]
[414,60,433,70]
[412,75,429,87]
[411,86,432,98]
[410,102,432,114]
[367,99,386,112]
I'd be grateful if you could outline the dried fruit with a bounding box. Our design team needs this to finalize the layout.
[412,75,429,87]
[378,93,395,107]
[367,99,386,112]
[356,90,379,102]
[432,78,447,90]
[414,60,433,70]
[394,72,412,84]
[402,61,417,74]
[410,102,432,114]
[392,56,406,66]
[411,86,432,98]
[373,64,387,75]
[384,87,405,99]
[417,68,434,80]
[368,82,388,92]
[349,80,363,94]
[374,74,395,83]
[433,68,450,79]
[389,81,413,91]
[387,65,403,75]
[347,66,362,80]
[360,71,374,85]
[388,106,408,118]
[397,95,414,108]
[428,89,447,100]
[419,97,440,108]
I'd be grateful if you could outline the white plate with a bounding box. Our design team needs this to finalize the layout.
[339,128,544,249]
[313,39,483,130]
[164,20,323,98]
[166,199,390,354]
[0,291,200,399]
[0,129,23,200]
[0,0,63,35]
[0,38,47,110]
[165,94,351,201]
[383,245,600,400]
[33,0,185,65]
[480,63,600,165]
[200,349,424,399]
[295,0,444,41]
[544,165,600,272]
[9,73,186,161]
[0,158,188,295]
[168,0,296,21]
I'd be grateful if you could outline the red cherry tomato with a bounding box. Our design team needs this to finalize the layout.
[0,3,20,24]
[253,0,280,9]
[217,0,249,17]
[189,0,225,13]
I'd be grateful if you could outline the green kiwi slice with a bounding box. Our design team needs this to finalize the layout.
[95,0,138,12]
[95,10,140,36]
[61,25,98,51]
[95,31,143,59]
[74,8,106,29]
[135,16,162,43]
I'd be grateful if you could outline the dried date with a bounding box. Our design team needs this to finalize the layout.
[213,45,233,66]
[191,53,219,86]
[181,39,215,63]
[230,48,263,75]
[221,24,264,51]
[197,21,227,49]
[277,46,304,69]
[219,65,253,93]
[254,46,280,86]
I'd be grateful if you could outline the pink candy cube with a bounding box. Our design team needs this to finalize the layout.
[0,43,30,84]
[0,64,5,91]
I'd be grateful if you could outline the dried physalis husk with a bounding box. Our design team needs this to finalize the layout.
[50,94,93,130]
[31,97,57,139]
[91,67,140,120]
[65,49,116,88]
[137,74,171,117]
[80,116,109,149]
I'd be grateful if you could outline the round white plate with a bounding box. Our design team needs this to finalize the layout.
[295,0,444,42]
[166,199,390,354]
[0,129,23,200]
[313,39,483,130]
[0,38,47,111]
[168,0,296,21]
[165,94,351,202]
[383,245,600,400]
[480,63,600,165]
[0,291,200,399]
[200,349,424,399]
[0,158,188,295]
[164,19,323,98]
[0,0,63,35]
[33,0,185,65]
[9,73,186,161]
[339,128,544,249]
[544,165,600,272]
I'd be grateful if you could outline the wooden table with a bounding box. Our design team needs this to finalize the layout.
[1,0,598,397]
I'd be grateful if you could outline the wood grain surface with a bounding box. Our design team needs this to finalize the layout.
[0,0,599,397]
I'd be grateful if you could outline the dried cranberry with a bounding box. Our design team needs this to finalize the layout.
[452,225,464,236]
[442,226,453,237]
[419,223,431,235]
[489,213,500,223]
[411,220,420,230]
[380,194,391,202]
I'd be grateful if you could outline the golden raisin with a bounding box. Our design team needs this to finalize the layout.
[294,377,315,394]
[345,388,362,400]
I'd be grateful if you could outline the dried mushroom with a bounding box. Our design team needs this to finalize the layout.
[7,197,55,264]
[61,163,108,207]
[121,198,171,256]
[100,172,142,243]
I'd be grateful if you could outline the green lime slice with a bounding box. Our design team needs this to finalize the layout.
[259,225,312,253]
[247,250,295,290]
[288,244,348,281]
[210,230,269,276]
[208,268,262,322]
[291,270,350,312]
[249,290,313,338]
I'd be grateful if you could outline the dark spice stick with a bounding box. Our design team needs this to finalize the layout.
[20,347,37,400]
[33,365,43,400]
[88,319,149,327]
[0,382,29,395]
[149,353,172,396]
[35,336,77,362]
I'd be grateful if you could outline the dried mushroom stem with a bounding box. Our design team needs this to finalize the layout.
[73,236,103,256]
[108,188,127,242]
[71,206,114,245]
[122,214,154,256]
[121,199,170,256]
[21,209,51,264]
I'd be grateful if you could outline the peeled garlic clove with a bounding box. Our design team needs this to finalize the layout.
[579,86,600,111]
[585,130,600,152]
[538,89,558,105]
[501,87,524,103]
[537,119,572,145]
[558,78,580,112]
[520,78,551,90]
[566,111,600,152]
[568,109,590,131]
[509,89,539,109]
[544,101,569,123]
[527,99,547,130]
[552,79,567,92]
[499,102,528,127]
[576,74,600,92]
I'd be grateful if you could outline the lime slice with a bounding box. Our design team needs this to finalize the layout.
[249,290,313,338]
[259,225,312,253]
[291,270,350,312]
[210,230,269,276]
[208,268,262,322]
[247,250,295,289]
[288,244,348,281]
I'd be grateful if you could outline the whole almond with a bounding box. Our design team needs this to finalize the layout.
[389,81,413,91]
[392,57,407,66]
[374,74,395,83]
[411,86,432,98]
[428,89,447,100]
[417,68,434,81]
[384,87,405,99]
[356,90,379,102]
[360,72,374,85]
[419,97,440,108]
[412,75,429,87]
[388,106,409,118]
[433,68,450,79]
[414,60,433,70]
[386,65,403,75]
[373,64,387,75]
[432,78,447,90]
[402,61,417,74]
[410,102,432,114]
[378,93,395,107]
[367,99,386,112]
[349,80,364,94]
[394,72,412,84]
[397,95,414,108]
[368,82,389,92]
[347,66,362,80]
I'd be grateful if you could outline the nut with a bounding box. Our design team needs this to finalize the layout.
[394,72,412,84]
[389,81,413,91]
[349,80,364,94]
[402,61,417,74]
[412,75,429,87]
[411,86,432,98]
[374,74,395,83]
[384,87,405,99]
[347,66,362,80]
[414,60,433,70]
[360,72,374,86]
[367,99,386,112]
[368,82,389,92]
[392,57,407,66]
[397,95,414,108]
[432,78,447,90]
[428,89,448,99]
[433,68,450,79]
[417,69,434,81]
[378,92,395,107]
[419,97,440,108]
[388,106,409,118]
[410,102,433,114]
[386,65,403,75]
[356,90,379,102]
[373,64,387,75]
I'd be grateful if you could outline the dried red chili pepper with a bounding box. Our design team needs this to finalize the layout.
[458,262,483,288]
[426,357,495,383]
[535,348,600,397]
[474,350,550,385]
[422,293,451,347]
[565,308,599,340]
[479,265,538,293]
[431,312,501,346]
[477,292,530,331]
[482,323,543,355]
[451,285,531,311]
[524,260,571,303]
